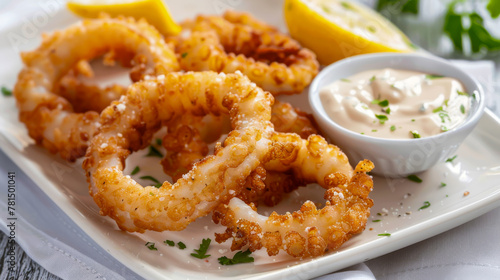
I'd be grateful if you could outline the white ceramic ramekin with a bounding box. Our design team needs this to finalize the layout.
[309,53,486,178]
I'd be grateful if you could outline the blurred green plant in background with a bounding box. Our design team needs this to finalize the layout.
[375,0,500,59]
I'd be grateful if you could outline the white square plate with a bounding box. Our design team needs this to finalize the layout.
[1,1,500,279]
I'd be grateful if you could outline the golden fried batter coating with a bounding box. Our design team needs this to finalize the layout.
[212,133,374,258]
[13,16,179,161]
[174,11,319,95]
[83,71,274,232]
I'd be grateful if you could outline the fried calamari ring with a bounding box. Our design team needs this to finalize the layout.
[56,63,128,113]
[13,16,179,161]
[213,133,374,258]
[176,11,319,95]
[161,100,319,182]
[82,72,274,232]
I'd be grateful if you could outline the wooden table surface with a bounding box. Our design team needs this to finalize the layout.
[0,231,60,280]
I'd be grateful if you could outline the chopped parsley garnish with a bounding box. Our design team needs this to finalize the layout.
[372,219,381,222]
[407,174,422,183]
[340,78,351,82]
[191,238,211,259]
[181,52,188,58]
[390,125,396,132]
[384,107,391,114]
[372,129,378,132]
[418,201,431,210]
[156,138,162,146]
[375,114,389,124]
[410,130,421,138]
[460,104,466,114]
[432,106,443,113]
[411,119,416,122]
[440,182,447,187]
[140,175,162,188]
[218,249,254,265]
[446,155,457,162]
[370,76,377,82]
[438,111,451,123]
[372,99,389,107]
[378,233,391,237]
[164,240,175,246]
[177,242,186,250]
[131,166,140,175]
[457,90,469,96]
[441,125,449,132]
[146,145,163,158]
[145,242,158,251]
[1,86,12,96]
[425,74,444,79]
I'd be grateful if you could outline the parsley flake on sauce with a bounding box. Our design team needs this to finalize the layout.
[410,130,421,138]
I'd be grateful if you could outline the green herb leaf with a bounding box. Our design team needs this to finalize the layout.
[432,106,443,113]
[1,86,12,96]
[425,74,444,79]
[378,233,391,237]
[146,145,164,158]
[376,0,419,15]
[487,0,500,18]
[446,155,457,163]
[372,219,381,222]
[444,1,500,54]
[457,90,469,96]
[156,138,162,146]
[371,99,389,107]
[131,166,140,175]
[140,175,162,188]
[370,76,376,82]
[460,104,465,114]
[145,242,158,251]
[191,238,211,259]
[181,52,188,58]
[164,240,175,247]
[340,78,351,82]
[390,125,396,132]
[440,182,447,187]
[218,249,254,265]
[407,174,422,183]
[177,242,186,250]
[418,201,431,210]
[375,114,389,124]
[410,130,421,139]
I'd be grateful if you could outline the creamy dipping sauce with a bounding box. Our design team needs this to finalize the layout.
[319,68,472,139]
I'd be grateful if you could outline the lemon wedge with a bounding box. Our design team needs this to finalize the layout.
[67,0,181,36]
[284,0,416,65]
